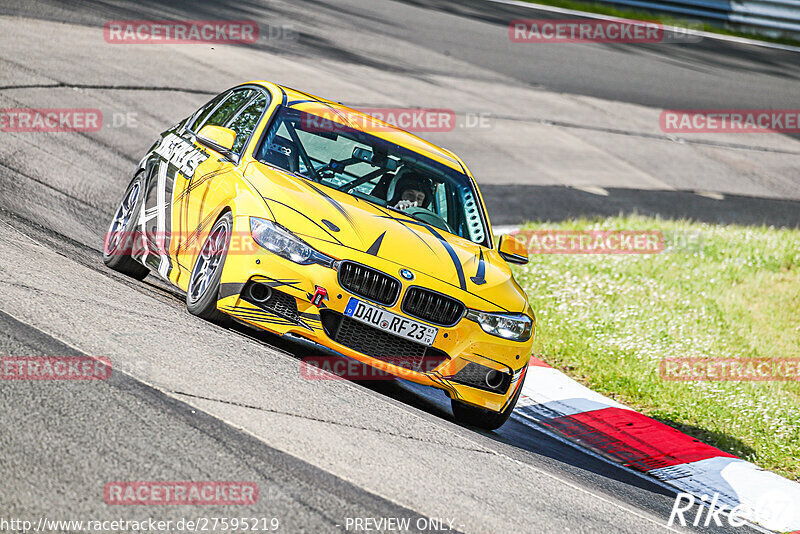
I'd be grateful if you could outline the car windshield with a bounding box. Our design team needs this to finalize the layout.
[256,106,489,246]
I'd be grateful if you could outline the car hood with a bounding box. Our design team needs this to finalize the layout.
[244,163,527,312]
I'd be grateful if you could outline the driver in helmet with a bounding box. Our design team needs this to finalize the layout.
[389,172,434,212]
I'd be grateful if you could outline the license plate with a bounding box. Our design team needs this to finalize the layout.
[343,297,438,346]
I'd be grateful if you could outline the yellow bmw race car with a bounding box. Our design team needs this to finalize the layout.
[104,81,535,430]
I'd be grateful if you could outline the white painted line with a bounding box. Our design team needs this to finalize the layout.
[486,0,800,53]
[573,185,610,196]
[695,190,725,200]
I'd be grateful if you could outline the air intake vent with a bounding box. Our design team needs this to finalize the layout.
[402,287,465,326]
[320,311,448,373]
[337,261,400,306]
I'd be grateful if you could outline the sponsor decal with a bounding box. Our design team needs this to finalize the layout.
[153,133,209,179]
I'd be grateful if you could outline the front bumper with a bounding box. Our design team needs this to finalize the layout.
[216,216,533,412]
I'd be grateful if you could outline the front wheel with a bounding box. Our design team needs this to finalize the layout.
[186,212,232,323]
[451,373,526,431]
[103,173,149,280]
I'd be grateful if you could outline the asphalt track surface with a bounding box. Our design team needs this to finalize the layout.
[0,0,794,533]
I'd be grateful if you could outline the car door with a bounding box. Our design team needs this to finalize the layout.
[170,87,270,285]
[141,88,249,283]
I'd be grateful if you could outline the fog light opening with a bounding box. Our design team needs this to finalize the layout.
[248,282,272,303]
[485,369,505,390]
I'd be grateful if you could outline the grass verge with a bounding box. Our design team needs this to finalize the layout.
[511,215,800,480]
[515,0,800,48]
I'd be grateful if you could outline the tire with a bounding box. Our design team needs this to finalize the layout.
[451,372,526,431]
[103,173,150,280]
[186,211,232,323]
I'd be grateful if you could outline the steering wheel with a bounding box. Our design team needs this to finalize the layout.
[403,207,453,233]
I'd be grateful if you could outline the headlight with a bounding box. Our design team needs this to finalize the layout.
[250,217,334,266]
[465,310,533,341]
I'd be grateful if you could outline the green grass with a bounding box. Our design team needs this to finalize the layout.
[517,0,800,47]
[511,215,800,480]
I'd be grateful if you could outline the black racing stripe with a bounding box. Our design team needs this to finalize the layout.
[261,197,345,246]
[244,176,276,220]
[251,275,301,289]
[402,220,467,291]
[300,181,358,228]
[224,307,295,326]
[252,279,300,287]
[176,167,228,202]
[179,210,217,253]
[242,311,305,329]
[370,209,437,254]
[430,375,461,400]
[366,231,385,256]
[470,250,486,286]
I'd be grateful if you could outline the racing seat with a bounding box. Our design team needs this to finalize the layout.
[259,135,299,173]
[370,172,395,201]
[373,168,417,205]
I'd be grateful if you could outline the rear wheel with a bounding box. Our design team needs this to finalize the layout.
[451,373,526,431]
[186,212,232,323]
[103,173,149,280]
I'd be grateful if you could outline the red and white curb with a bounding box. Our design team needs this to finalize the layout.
[512,358,800,532]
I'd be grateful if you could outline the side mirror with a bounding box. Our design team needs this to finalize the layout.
[498,234,529,265]
[197,125,236,155]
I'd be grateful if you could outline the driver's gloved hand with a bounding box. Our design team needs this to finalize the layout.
[393,200,420,211]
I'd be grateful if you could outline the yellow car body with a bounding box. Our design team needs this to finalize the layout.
[104,81,535,429]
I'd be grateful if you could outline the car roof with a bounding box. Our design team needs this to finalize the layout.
[246,81,468,173]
